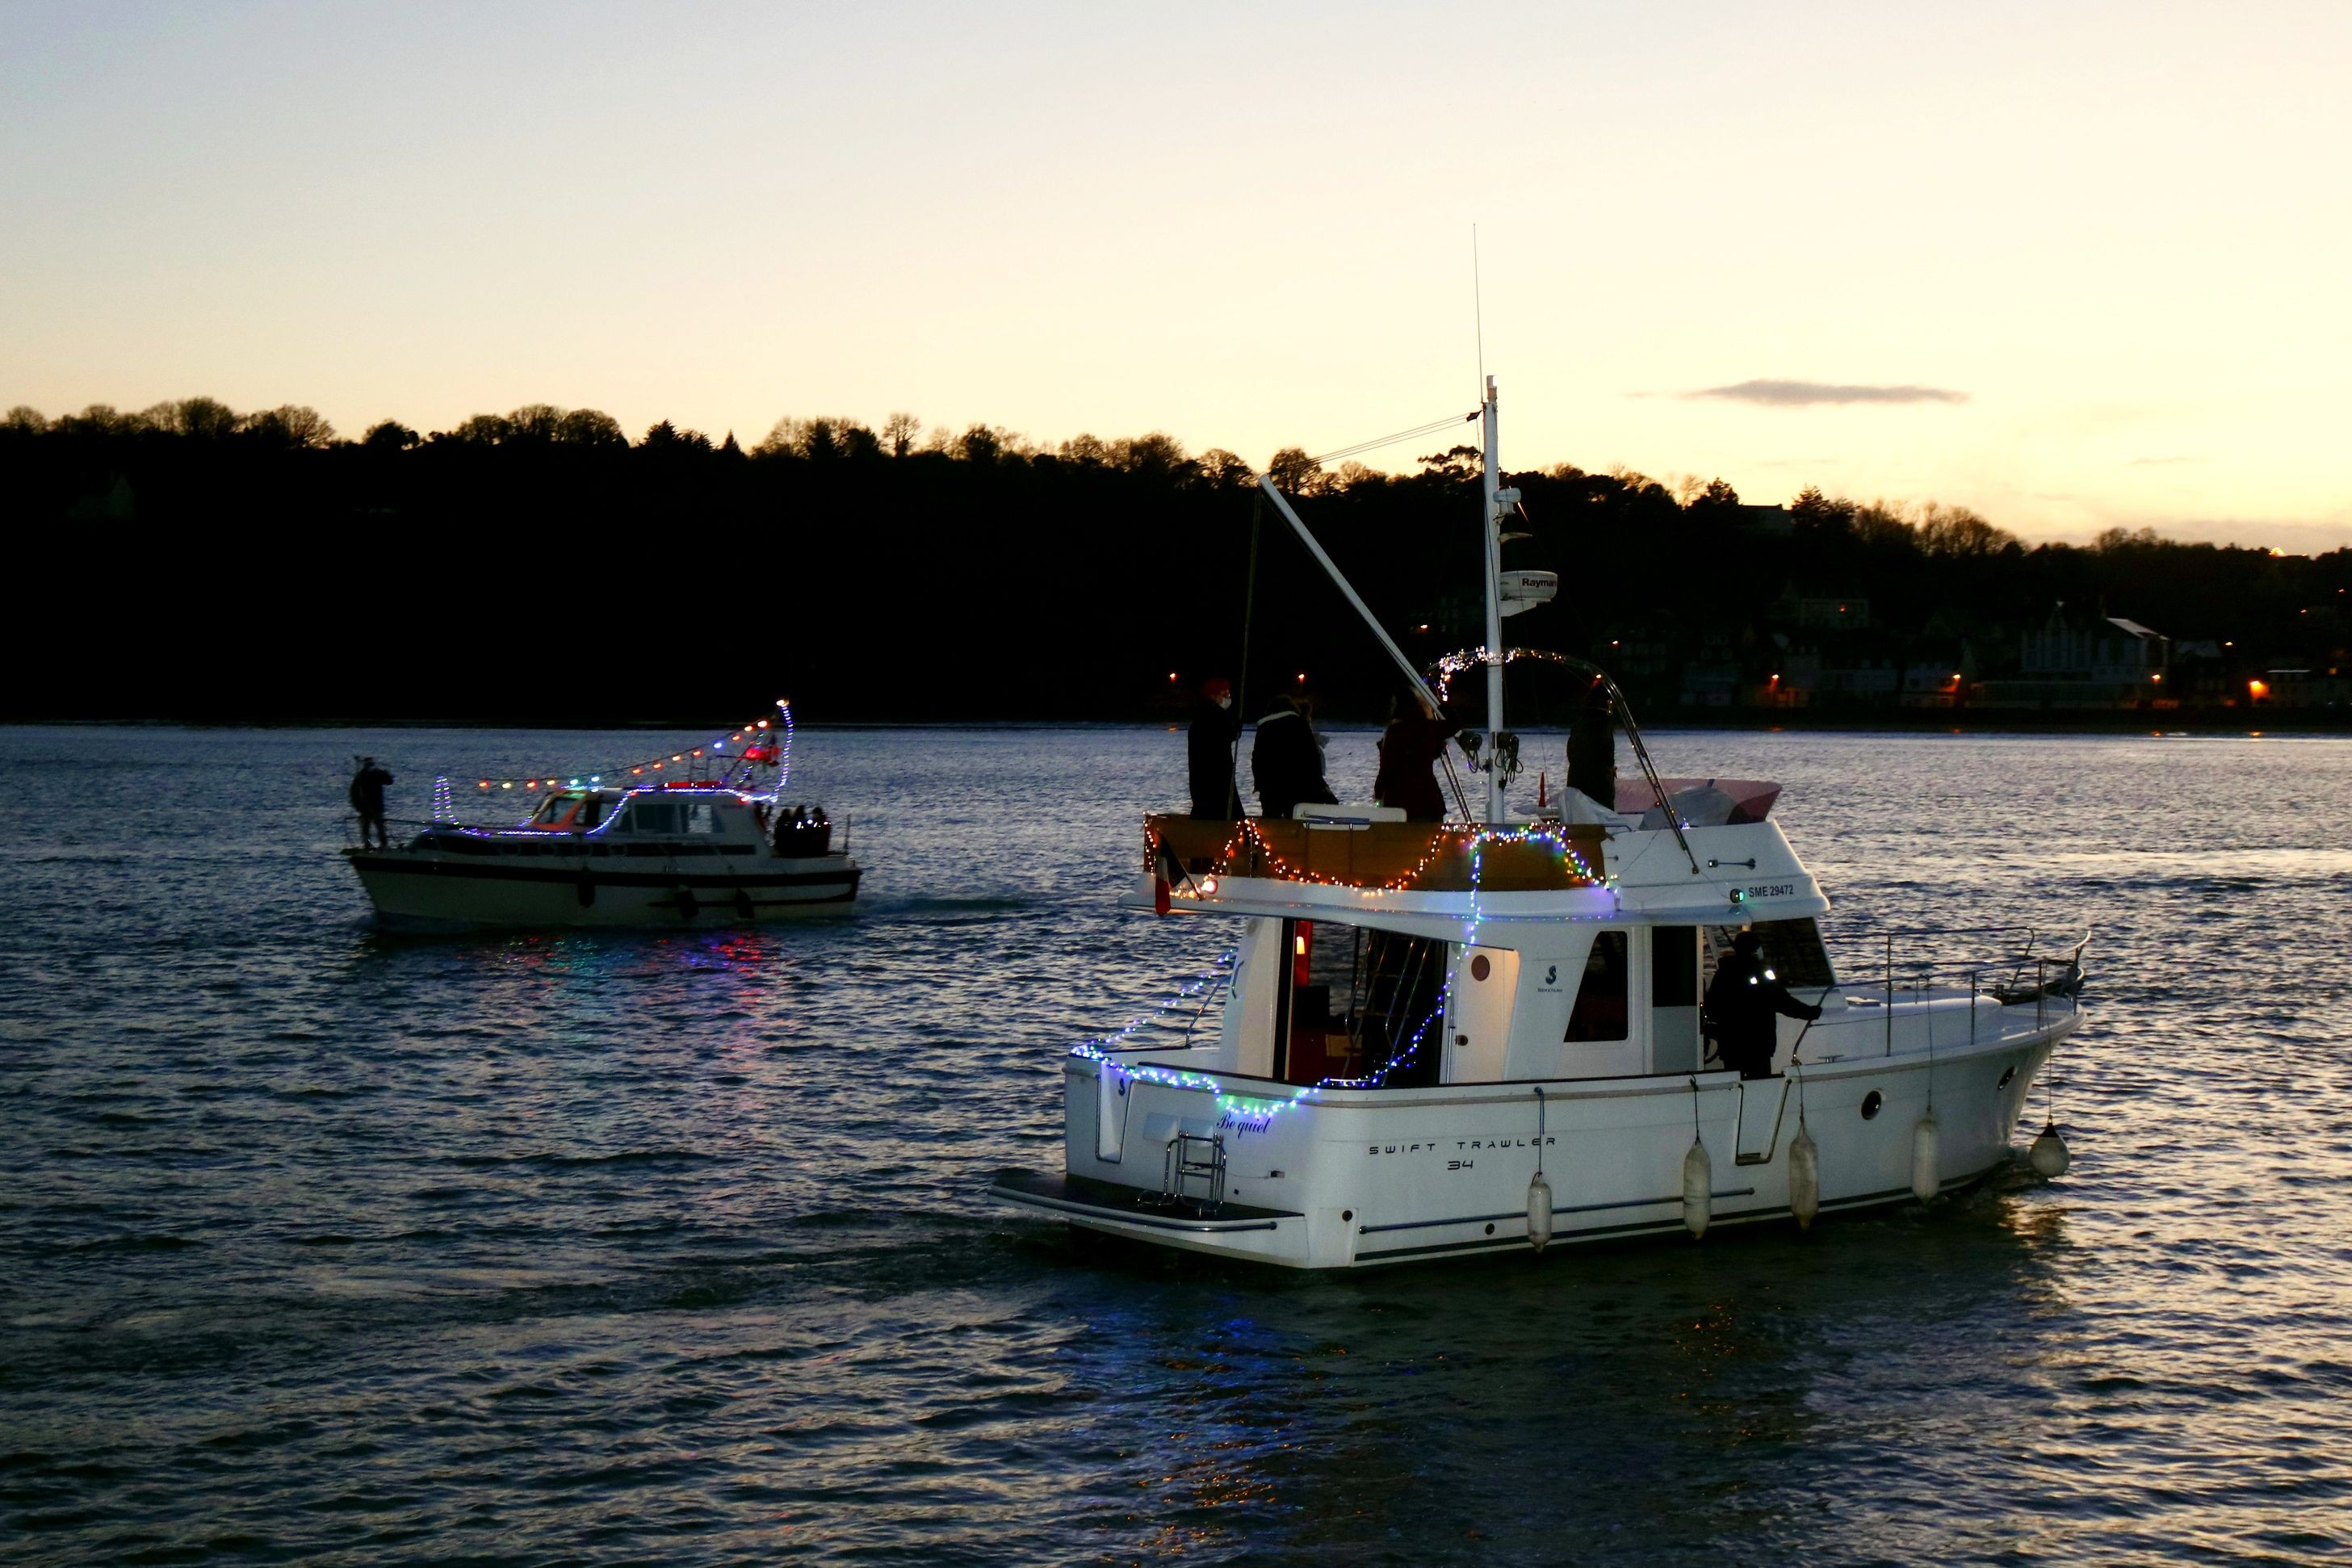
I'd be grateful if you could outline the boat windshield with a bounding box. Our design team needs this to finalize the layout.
[1704,918,1834,990]
[526,791,606,830]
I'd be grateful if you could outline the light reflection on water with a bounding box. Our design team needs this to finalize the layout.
[0,726,2347,1563]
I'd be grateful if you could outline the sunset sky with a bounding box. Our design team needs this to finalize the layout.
[5,1,2346,549]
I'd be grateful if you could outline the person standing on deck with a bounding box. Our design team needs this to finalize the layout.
[349,757,395,849]
[1373,694,1464,821]
[1251,695,1335,820]
[1703,928,1822,1079]
[1185,678,1243,818]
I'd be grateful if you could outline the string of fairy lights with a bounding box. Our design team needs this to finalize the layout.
[1428,644,1587,706]
[1070,957,1458,1113]
[1145,816,1602,894]
[1084,811,1622,1115]
[455,702,794,795]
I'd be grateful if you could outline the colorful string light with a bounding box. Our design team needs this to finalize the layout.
[1090,806,1634,1119]
[468,703,791,794]
[1145,816,1599,895]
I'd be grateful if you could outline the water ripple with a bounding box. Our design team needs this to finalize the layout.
[0,726,2347,1562]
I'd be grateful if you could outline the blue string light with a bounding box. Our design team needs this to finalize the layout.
[1069,941,1463,1117]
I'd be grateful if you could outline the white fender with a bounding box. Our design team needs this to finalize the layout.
[1788,1126,1820,1231]
[1910,1109,1941,1205]
[2028,1120,2072,1178]
[1526,1173,1553,1253]
[1682,1138,1712,1238]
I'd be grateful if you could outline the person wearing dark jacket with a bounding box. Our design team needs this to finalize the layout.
[1373,695,1463,821]
[1185,678,1243,818]
[1251,697,1335,820]
[1703,928,1823,1078]
[349,757,395,849]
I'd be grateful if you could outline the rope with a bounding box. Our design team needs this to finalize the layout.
[1306,409,1480,469]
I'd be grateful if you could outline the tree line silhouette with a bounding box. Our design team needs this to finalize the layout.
[4,398,2344,725]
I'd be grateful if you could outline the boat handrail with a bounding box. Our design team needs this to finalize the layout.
[1816,936,2087,1057]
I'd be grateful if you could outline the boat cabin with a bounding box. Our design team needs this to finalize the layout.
[1223,912,1838,1089]
[503,785,769,846]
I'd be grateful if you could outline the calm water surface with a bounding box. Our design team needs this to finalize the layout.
[2,726,2349,1564]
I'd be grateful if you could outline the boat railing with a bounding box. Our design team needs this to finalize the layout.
[342,813,444,848]
[1088,966,1236,1059]
[1818,927,2089,1057]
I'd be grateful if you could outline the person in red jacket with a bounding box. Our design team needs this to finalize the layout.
[1373,695,1463,821]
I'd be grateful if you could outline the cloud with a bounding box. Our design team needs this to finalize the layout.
[1685,379,1968,407]
[2127,455,2206,466]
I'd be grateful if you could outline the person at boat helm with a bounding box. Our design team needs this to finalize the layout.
[1251,694,1336,820]
[1186,677,1243,819]
[1703,928,1822,1080]
[348,756,395,850]
[1373,693,1464,822]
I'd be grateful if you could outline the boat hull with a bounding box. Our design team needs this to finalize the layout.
[347,849,859,929]
[990,1022,2069,1269]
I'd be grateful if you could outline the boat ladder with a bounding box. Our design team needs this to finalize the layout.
[1162,1132,1229,1214]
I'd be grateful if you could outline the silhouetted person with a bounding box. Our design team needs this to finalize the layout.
[1566,677,1616,809]
[1251,695,1335,820]
[1703,928,1822,1079]
[1373,695,1464,821]
[349,757,394,849]
[1186,677,1242,818]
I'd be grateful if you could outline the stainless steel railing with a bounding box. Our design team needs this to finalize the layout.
[1816,928,2089,1057]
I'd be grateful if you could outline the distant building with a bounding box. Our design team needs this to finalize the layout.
[1680,660,1742,707]
[1974,603,2168,708]
[1768,584,1872,631]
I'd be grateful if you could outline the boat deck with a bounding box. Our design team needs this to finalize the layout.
[989,1170,1300,1234]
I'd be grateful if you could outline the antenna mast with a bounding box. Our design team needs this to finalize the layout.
[1478,375,1508,823]
[1473,224,1486,396]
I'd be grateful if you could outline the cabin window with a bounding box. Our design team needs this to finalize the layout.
[687,801,720,835]
[628,799,680,835]
[1704,918,1834,992]
[1277,920,1446,1088]
[577,794,606,829]
[1565,930,1630,1042]
[534,795,574,825]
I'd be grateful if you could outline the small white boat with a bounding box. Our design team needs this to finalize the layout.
[991,378,2086,1268]
[346,710,859,929]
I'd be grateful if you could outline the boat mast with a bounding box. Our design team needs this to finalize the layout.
[1478,375,1507,824]
[1254,479,1450,718]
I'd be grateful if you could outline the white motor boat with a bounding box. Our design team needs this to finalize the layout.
[991,379,2085,1268]
[346,706,859,929]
